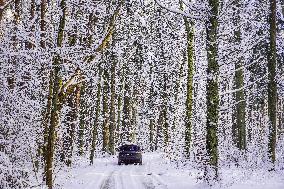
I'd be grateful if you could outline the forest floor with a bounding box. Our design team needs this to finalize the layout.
[57,153,284,189]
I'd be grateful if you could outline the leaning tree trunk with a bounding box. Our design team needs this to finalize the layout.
[267,0,277,169]
[204,0,220,183]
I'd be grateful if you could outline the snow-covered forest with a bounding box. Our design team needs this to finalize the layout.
[1,0,284,188]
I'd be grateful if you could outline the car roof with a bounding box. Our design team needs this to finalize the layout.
[120,144,139,147]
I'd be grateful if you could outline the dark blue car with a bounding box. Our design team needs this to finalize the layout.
[117,144,142,165]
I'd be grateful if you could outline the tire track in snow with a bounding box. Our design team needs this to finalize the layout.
[115,164,144,189]
[113,164,124,189]
[130,164,146,189]
[100,161,124,189]
[141,173,168,189]
[83,169,112,189]
[141,155,168,189]
[100,171,115,189]
[117,166,125,189]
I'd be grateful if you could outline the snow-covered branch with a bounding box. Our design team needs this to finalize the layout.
[220,74,267,96]
[155,0,201,22]
[0,0,13,10]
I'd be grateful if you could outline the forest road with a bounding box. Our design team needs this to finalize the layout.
[99,154,168,189]
[63,153,183,189]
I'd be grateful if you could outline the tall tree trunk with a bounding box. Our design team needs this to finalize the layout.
[122,66,132,143]
[204,0,220,182]
[45,0,66,187]
[0,0,4,23]
[14,0,20,22]
[7,0,21,90]
[61,84,81,166]
[162,74,169,150]
[149,119,154,151]
[116,62,124,145]
[131,85,138,143]
[232,0,246,151]
[172,51,186,131]
[45,57,63,189]
[26,0,36,49]
[267,0,277,169]
[109,55,117,155]
[40,0,47,48]
[149,66,155,151]
[102,63,110,153]
[40,0,48,166]
[42,71,53,177]
[90,63,103,164]
[78,82,86,156]
[180,0,195,158]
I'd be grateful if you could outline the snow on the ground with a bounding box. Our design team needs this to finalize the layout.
[54,153,284,189]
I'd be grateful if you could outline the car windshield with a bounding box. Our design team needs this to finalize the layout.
[120,145,140,151]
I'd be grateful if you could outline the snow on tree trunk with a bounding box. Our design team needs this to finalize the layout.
[204,0,220,183]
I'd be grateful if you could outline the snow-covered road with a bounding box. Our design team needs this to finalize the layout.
[58,153,284,189]
[60,153,198,189]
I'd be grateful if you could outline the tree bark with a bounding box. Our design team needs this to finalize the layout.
[180,0,195,158]
[40,0,47,48]
[90,63,103,164]
[204,0,220,182]
[102,63,110,153]
[0,0,4,23]
[122,68,132,143]
[232,0,246,151]
[116,63,124,145]
[109,54,117,155]
[45,56,63,189]
[61,84,81,166]
[78,82,86,156]
[45,0,66,188]
[267,0,277,168]
[162,74,169,150]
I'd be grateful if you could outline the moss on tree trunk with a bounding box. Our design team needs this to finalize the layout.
[205,0,219,182]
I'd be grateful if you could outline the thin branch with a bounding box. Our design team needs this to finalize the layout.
[0,0,13,10]
[220,74,267,96]
[219,99,246,112]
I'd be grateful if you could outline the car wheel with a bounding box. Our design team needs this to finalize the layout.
[139,160,142,165]
[118,161,121,165]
